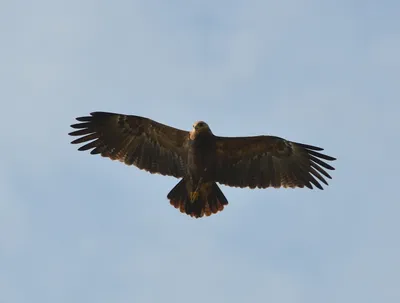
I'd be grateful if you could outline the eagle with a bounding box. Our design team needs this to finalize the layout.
[69,112,336,218]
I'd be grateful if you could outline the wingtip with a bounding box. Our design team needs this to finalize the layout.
[75,116,92,122]
[89,111,115,118]
[295,142,324,151]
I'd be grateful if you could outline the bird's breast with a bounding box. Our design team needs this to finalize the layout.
[187,134,217,179]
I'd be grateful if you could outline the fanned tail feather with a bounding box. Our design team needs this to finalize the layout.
[167,179,228,218]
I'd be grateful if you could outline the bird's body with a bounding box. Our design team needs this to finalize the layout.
[187,122,217,186]
[69,112,336,218]
[170,121,227,216]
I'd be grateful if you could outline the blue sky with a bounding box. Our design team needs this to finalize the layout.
[1,0,399,302]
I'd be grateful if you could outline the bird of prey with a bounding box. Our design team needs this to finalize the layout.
[69,112,336,218]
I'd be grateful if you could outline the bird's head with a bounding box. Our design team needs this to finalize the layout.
[192,121,211,133]
[190,121,212,139]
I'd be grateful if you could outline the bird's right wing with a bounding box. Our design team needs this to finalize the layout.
[69,112,189,178]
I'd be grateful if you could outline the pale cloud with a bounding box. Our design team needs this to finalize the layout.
[0,175,29,257]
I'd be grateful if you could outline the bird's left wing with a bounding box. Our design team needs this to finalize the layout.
[214,135,336,189]
[69,112,189,178]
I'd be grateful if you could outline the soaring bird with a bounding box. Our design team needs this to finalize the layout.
[69,112,336,218]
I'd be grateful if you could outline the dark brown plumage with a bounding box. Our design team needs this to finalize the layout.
[69,111,336,218]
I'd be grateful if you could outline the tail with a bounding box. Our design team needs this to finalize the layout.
[167,179,228,218]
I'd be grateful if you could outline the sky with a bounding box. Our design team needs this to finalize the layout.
[1,0,399,302]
